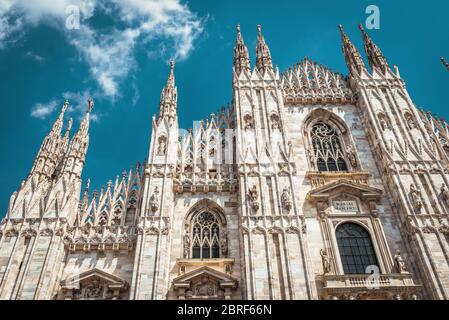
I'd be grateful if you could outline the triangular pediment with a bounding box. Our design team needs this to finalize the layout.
[307,179,382,202]
[61,268,127,288]
[173,266,237,286]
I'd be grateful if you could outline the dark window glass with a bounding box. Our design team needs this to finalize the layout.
[336,223,379,275]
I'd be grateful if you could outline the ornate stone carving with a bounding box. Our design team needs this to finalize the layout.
[409,184,423,211]
[320,249,331,275]
[220,230,228,256]
[378,113,390,131]
[346,146,358,168]
[248,185,259,212]
[84,279,104,298]
[243,114,254,130]
[150,186,160,212]
[281,186,292,211]
[441,184,449,207]
[394,250,408,274]
[183,233,190,258]
[189,276,220,298]
[157,136,167,156]
[405,112,416,130]
[270,113,280,130]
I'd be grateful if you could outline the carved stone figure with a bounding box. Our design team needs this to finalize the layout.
[320,249,331,275]
[183,233,190,258]
[248,185,259,211]
[150,187,160,212]
[379,116,387,131]
[191,276,217,297]
[244,114,254,130]
[346,146,358,168]
[220,231,228,256]
[394,250,408,273]
[157,136,167,156]
[441,184,449,207]
[281,186,292,211]
[405,113,416,130]
[409,184,423,211]
[270,114,280,130]
[307,148,315,167]
[85,279,103,299]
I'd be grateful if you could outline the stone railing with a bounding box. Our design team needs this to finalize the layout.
[321,273,422,300]
[173,171,238,194]
[306,171,371,189]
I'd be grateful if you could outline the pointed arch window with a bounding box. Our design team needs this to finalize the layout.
[336,223,379,275]
[191,212,220,259]
[311,122,348,172]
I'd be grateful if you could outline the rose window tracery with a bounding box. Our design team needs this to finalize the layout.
[311,122,348,172]
[191,212,220,259]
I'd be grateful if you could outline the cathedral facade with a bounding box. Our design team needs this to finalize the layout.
[0,24,448,300]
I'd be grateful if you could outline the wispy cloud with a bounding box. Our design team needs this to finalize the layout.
[62,90,101,122]
[31,100,58,119]
[32,90,101,123]
[0,0,205,99]
[24,51,44,63]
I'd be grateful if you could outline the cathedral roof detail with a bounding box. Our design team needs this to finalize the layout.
[281,57,356,105]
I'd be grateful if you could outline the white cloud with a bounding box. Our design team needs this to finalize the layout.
[31,100,58,119]
[62,90,101,122]
[32,90,101,123]
[0,0,204,99]
[24,51,44,63]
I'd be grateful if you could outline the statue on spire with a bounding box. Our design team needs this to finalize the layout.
[87,98,94,113]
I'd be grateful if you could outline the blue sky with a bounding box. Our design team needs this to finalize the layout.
[0,0,448,215]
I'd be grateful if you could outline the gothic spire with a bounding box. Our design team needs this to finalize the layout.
[255,24,273,74]
[359,24,390,73]
[338,24,366,76]
[159,60,177,122]
[30,100,70,178]
[234,24,250,75]
[51,100,69,136]
[77,98,94,136]
[441,57,449,72]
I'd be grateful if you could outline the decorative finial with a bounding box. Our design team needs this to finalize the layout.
[236,24,241,33]
[62,100,70,113]
[257,24,262,35]
[170,60,175,70]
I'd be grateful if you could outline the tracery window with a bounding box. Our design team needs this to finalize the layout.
[336,223,379,275]
[311,122,348,172]
[191,212,220,259]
